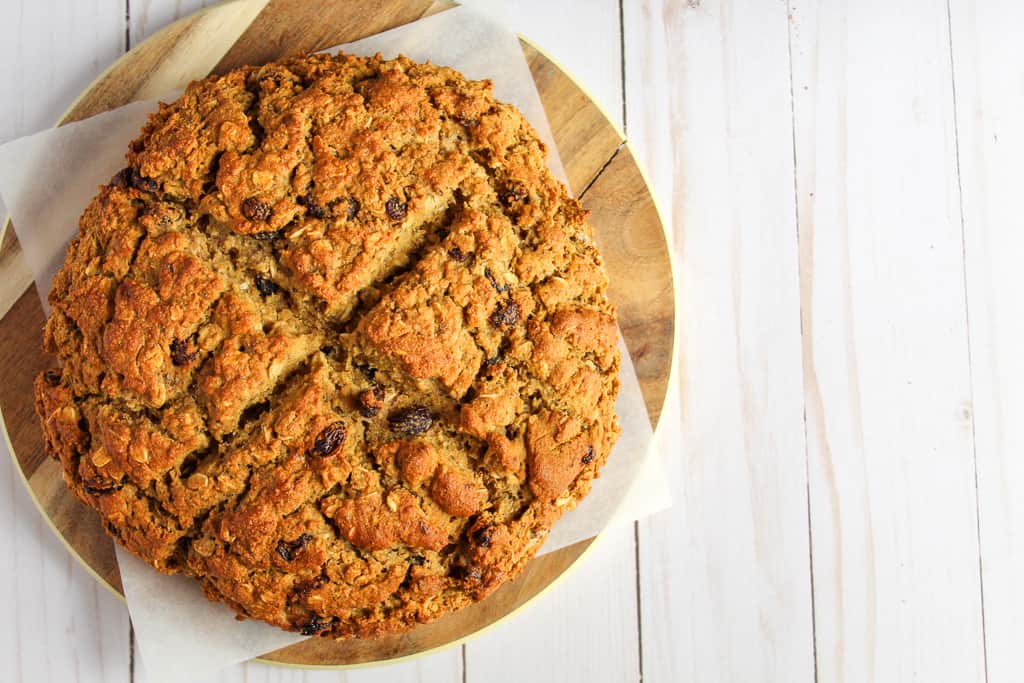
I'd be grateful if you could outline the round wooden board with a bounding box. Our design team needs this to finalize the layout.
[0,0,675,668]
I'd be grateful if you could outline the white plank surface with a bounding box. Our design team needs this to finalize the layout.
[465,530,641,683]
[0,469,131,683]
[790,0,986,681]
[625,2,815,682]
[0,0,124,143]
[461,0,624,133]
[129,0,216,46]
[949,1,1024,681]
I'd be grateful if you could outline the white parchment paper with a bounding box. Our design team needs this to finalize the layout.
[0,7,670,681]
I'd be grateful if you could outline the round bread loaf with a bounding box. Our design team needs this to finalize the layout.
[33,52,621,638]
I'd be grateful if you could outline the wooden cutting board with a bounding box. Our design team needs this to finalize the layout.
[0,0,675,668]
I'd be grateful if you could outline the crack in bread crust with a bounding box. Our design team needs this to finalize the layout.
[33,52,622,638]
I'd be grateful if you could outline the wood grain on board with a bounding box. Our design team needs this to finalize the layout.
[0,223,31,320]
[0,0,674,669]
[583,145,672,425]
[524,42,623,195]
[212,0,444,74]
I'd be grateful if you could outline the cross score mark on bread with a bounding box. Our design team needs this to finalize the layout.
[33,52,621,638]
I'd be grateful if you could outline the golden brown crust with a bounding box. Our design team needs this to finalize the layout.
[34,51,621,638]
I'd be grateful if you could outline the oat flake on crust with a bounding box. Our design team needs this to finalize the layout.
[33,51,621,638]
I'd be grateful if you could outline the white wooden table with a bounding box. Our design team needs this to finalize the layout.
[1,1,1020,681]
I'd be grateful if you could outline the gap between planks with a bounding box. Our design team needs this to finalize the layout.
[784,2,821,681]
[943,0,989,680]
